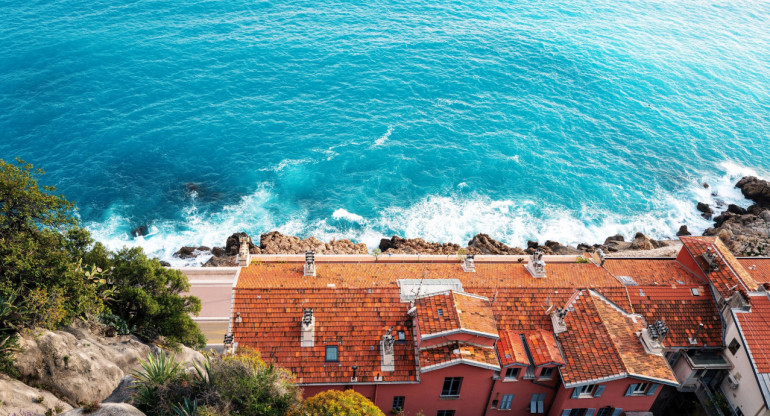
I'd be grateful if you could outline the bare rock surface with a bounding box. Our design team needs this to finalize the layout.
[736,176,770,206]
[102,376,134,404]
[260,231,368,254]
[0,374,72,415]
[379,235,462,255]
[61,403,146,416]
[466,233,525,255]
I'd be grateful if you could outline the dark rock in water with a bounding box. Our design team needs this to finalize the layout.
[736,176,770,206]
[196,246,211,252]
[676,225,691,236]
[185,182,201,195]
[203,256,237,267]
[577,243,594,252]
[377,235,460,255]
[703,227,717,236]
[526,240,539,249]
[159,261,171,267]
[466,233,525,255]
[629,232,655,250]
[697,202,713,214]
[727,204,747,215]
[703,183,710,188]
[174,246,197,259]
[211,247,226,257]
[379,238,396,252]
[131,225,148,238]
[604,234,625,244]
[225,232,257,255]
[713,212,736,228]
[747,204,764,215]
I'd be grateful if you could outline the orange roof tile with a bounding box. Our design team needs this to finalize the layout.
[419,342,501,372]
[735,295,770,373]
[680,237,759,301]
[231,287,416,384]
[236,261,623,290]
[497,330,532,367]
[627,285,722,348]
[737,258,770,285]
[591,292,678,385]
[604,259,705,286]
[525,330,565,366]
[453,292,499,336]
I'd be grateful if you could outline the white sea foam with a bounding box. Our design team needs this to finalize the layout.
[332,208,365,223]
[258,158,313,172]
[373,126,393,146]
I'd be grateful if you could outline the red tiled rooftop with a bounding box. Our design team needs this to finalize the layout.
[453,292,499,336]
[230,287,416,384]
[735,295,770,373]
[627,285,722,348]
[738,258,770,285]
[497,330,532,367]
[525,329,565,366]
[419,342,500,372]
[236,261,623,290]
[592,292,678,385]
[680,237,759,301]
[604,259,705,286]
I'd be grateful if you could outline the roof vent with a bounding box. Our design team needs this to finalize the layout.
[301,308,315,347]
[381,327,395,372]
[688,322,704,345]
[525,250,546,278]
[702,248,719,273]
[551,307,568,334]
[640,320,668,355]
[462,254,476,273]
[304,251,316,277]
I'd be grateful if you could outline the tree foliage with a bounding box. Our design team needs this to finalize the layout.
[299,389,385,416]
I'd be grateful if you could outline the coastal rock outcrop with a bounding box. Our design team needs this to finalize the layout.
[0,374,73,414]
[701,176,770,256]
[226,232,260,255]
[629,232,667,251]
[676,225,691,236]
[379,236,462,255]
[466,233,525,255]
[260,231,368,254]
[61,403,146,416]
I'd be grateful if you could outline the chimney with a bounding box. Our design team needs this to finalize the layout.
[462,254,476,272]
[689,322,704,345]
[381,327,395,372]
[551,307,568,334]
[640,320,668,355]
[237,235,252,266]
[702,248,719,272]
[301,308,315,347]
[304,251,316,277]
[525,249,546,278]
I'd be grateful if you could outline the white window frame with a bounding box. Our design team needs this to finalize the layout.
[578,384,597,397]
[632,382,650,395]
[538,367,554,380]
[504,367,521,381]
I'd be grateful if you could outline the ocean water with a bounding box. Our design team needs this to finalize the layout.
[1,0,769,265]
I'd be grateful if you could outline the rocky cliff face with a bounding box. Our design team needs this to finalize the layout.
[703,176,770,256]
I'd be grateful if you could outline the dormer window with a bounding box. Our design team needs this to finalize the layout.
[504,367,521,381]
[325,345,339,362]
[538,367,554,380]
[397,330,406,341]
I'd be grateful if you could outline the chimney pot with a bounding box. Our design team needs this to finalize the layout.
[304,251,316,276]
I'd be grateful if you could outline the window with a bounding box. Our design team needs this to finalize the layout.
[392,396,405,412]
[504,367,521,380]
[539,367,554,380]
[437,411,455,416]
[729,338,741,355]
[625,382,658,396]
[441,377,463,397]
[397,330,406,341]
[596,408,614,416]
[325,345,338,362]
[530,393,546,414]
[691,288,701,296]
[633,383,650,394]
[579,384,596,397]
[491,399,498,409]
[499,394,514,410]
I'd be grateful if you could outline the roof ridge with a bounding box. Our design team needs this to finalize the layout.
[584,293,631,376]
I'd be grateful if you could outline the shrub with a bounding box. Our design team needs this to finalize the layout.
[299,389,384,416]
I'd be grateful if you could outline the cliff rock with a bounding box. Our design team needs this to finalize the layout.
[466,233,525,255]
[260,231,368,254]
[379,236,461,255]
[736,176,770,206]
[61,403,146,416]
[0,374,72,414]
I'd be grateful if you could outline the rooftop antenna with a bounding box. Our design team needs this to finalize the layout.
[414,270,428,298]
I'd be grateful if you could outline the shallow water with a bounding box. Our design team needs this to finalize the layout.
[1,0,769,264]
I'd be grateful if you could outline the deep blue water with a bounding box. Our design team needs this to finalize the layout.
[2,0,769,264]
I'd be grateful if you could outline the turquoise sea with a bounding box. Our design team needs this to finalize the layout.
[1,0,769,264]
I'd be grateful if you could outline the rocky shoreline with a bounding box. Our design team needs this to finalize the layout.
[171,175,770,266]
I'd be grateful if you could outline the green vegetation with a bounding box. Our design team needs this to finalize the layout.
[0,159,205,373]
[132,348,301,416]
[299,389,384,416]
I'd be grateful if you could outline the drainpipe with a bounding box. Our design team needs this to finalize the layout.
[483,371,498,416]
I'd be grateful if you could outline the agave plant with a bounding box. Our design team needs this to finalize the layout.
[131,349,182,386]
[170,397,198,416]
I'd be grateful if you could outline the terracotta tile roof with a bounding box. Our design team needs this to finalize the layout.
[737,258,770,284]
[453,292,499,336]
[415,292,459,337]
[593,286,634,313]
[557,291,626,386]
[490,288,575,331]
[591,292,678,385]
[680,236,759,301]
[230,287,416,384]
[419,342,501,372]
[604,259,705,286]
[497,330,532,367]
[236,261,622,290]
[525,330,565,366]
[735,295,770,373]
[627,285,722,348]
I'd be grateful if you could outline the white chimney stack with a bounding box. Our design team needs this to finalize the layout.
[551,307,568,334]
[526,249,546,278]
[462,254,476,272]
[301,308,315,347]
[237,235,251,266]
[640,320,668,355]
[304,251,316,277]
[381,327,395,372]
